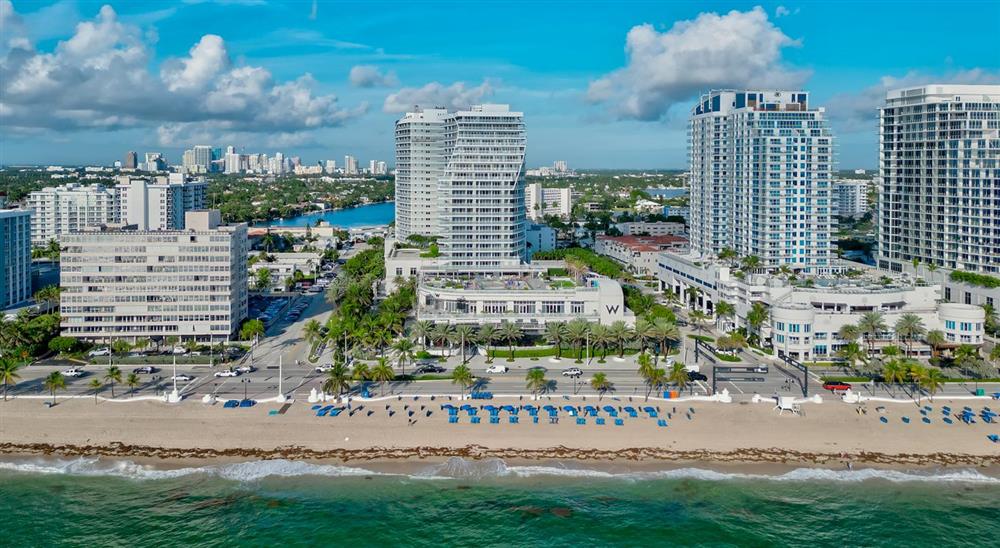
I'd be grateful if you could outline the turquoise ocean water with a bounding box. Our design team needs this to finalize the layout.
[264,201,394,228]
[2,457,999,546]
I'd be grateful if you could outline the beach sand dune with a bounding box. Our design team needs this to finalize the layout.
[1,398,997,467]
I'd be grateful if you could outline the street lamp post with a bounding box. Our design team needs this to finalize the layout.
[242,378,251,401]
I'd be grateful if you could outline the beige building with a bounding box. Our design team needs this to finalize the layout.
[59,210,248,343]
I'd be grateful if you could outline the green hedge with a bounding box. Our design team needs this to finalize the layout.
[687,334,714,343]
[714,353,741,362]
[488,346,639,359]
[950,270,1000,289]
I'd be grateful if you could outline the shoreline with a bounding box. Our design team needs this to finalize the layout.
[258,200,394,229]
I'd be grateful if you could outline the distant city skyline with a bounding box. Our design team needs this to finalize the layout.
[2,1,998,168]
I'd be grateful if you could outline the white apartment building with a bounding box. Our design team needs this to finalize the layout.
[832,180,870,218]
[344,155,358,175]
[26,183,118,246]
[655,251,985,361]
[59,210,248,343]
[614,221,687,237]
[116,174,207,231]
[525,183,572,220]
[394,108,448,238]
[0,208,32,309]
[689,90,835,273]
[437,104,527,268]
[877,84,1000,275]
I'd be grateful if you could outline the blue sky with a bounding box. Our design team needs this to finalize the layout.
[2,0,998,168]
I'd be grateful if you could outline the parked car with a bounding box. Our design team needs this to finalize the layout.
[170,374,193,382]
[485,364,509,374]
[62,367,85,377]
[132,366,156,374]
[88,347,111,357]
[171,347,188,355]
[561,367,583,377]
[214,369,239,378]
[823,380,852,392]
[415,365,446,374]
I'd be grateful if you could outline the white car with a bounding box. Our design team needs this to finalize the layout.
[236,365,256,374]
[62,367,85,377]
[315,364,334,373]
[171,374,193,382]
[485,364,509,374]
[561,367,583,377]
[172,347,188,355]
[88,348,111,357]
[214,370,239,378]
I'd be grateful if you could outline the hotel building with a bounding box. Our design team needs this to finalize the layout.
[0,207,32,309]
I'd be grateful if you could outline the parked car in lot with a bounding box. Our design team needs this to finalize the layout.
[170,374,193,382]
[485,364,509,374]
[62,367,85,377]
[132,366,156,374]
[88,347,111,357]
[415,364,446,374]
[214,369,239,378]
[823,380,852,392]
[561,367,583,377]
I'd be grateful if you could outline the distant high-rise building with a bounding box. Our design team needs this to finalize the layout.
[526,183,572,220]
[193,145,213,173]
[833,180,869,219]
[344,155,358,175]
[553,160,568,173]
[225,152,242,174]
[688,90,835,274]
[116,174,207,231]
[376,160,388,175]
[124,151,138,170]
[143,152,166,172]
[0,206,32,309]
[325,160,337,174]
[26,183,119,246]
[877,84,1000,275]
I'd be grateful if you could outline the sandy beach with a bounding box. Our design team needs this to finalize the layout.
[1,397,998,468]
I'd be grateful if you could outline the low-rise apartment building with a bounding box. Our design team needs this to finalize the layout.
[594,235,689,276]
[59,210,248,343]
[526,183,572,220]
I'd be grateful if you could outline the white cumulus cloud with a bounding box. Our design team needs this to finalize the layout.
[0,4,367,139]
[587,7,810,121]
[349,65,399,88]
[383,81,494,113]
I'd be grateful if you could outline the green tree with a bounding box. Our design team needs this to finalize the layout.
[526,368,548,399]
[452,325,476,364]
[410,320,433,350]
[633,318,655,355]
[351,362,370,383]
[126,372,140,397]
[741,255,762,271]
[668,362,690,392]
[322,363,351,399]
[370,358,395,396]
[608,320,633,358]
[925,330,946,358]
[746,302,768,345]
[451,364,474,399]
[240,319,265,342]
[893,313,925,355]
[589,324,611,360]
[544,322,567,358]
[498,322,523,359]
[303,319,322,346]
[254,268,273,293]
[0,358,23,401]
[391,337,415,376]
[714,301,736,331]
[477,324,499,363]
[89,378,102,404]
[836,342,866,372]
[717,247,738,267]
[104,365,122,398]
[920,368,945,401]
[44,371,66,405]
[857,311,887,355]
[431,323,455,356]
[651,318,679,363]
[881,359,907,396]
[590,372,613,400]
[566,319,591,361]
[689,310,710,333]
[33,285,61,310]
[837,324,861,343]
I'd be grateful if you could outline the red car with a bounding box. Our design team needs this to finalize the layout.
[823,380,852,392]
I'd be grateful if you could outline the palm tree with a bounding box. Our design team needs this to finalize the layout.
[477,324,500,364]
[920,368,945,401]
[741,255,762,271]
[836,342,866,372]
[431,323,455,356]
[633,318,655,355]
[126,372,140,397]
[881,359,907,396]
[544,322,567,358]
[608,320,632,357]
[565,257,588,283]
[452,364,474,399]
[391,337,415,376]
[43,372,66,405]
[89,378,102,404]
[717,247,738,267]
[689,310,709,333]
[837,324,861,344]
[894,313,925,356]
[322,362,351,399]
[746,302,768,345]
[590,324,611,360]
[104,365,122,398]
[452,325,476,364]
[924,330,946,359]
[303,319,322,346]
[352,362,370,383]
[409,320,433,350]
[668,362,690,393]
[651,318,679,364]
[370,358,395,396]
[684,286,702,309]
[565,319,590,361]
[498,322,524,360]
[953,344,981,374]
[714,301,735,331]
[645,367,666,401]
[637,352,654,378]
[857,311,887,356]
[526,368,547,399]
[0,358,23,401]
[990,344,1000,364]
[590,372,612,400]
